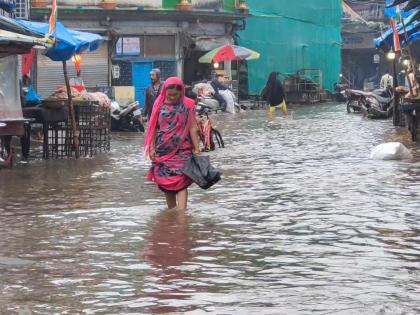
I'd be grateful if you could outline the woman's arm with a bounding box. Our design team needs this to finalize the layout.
[149,133,156,160]
[190,117,201,154]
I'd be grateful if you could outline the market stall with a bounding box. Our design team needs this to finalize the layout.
[374,0,420,140]
[0,26,49,166]
[0,7,110,160]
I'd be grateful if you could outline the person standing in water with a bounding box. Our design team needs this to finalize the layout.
[144,77,201,210]
[144,68,163,120]
[262,72,288,115]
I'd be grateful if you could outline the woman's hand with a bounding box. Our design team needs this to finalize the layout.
[150,148,156,161]
[190,118,201,156]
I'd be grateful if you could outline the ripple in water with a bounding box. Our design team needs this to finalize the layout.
[0,104,420,314]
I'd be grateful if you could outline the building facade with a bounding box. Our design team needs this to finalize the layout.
[30,0,248,105]
[342,0,386,89]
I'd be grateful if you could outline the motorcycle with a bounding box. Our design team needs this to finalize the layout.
[345,88,394,119]
[333,83,349,102]
[111,101,145,132]
[191,82,241,113]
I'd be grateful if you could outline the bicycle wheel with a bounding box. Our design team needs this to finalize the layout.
[212,128,225,148]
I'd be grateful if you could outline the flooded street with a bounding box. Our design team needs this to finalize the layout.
[1,103,420,315]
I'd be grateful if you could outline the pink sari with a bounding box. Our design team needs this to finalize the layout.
[144,77,196,192]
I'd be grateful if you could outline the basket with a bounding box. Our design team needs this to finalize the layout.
[42,99,67,109]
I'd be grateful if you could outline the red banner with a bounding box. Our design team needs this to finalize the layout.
[21,49,35,77]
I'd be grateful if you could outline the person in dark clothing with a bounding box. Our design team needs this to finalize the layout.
[144,68,163,120]
[210,74,228,111]
[262,72,288,115]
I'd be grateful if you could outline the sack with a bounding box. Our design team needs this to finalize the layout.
[182,155,221,190]
[219,89,236,114]
[370,142,413,160]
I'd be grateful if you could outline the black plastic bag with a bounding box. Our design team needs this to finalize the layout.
[182,155,221,190]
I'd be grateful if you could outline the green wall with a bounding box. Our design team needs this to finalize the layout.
[238,0,342,94]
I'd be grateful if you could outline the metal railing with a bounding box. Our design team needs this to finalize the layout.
[15,0,29,19]
[0,0,29,18]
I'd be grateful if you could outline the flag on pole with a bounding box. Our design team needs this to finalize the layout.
[390,18,401,52]
[46,0,57,38]
[396,5,402,22]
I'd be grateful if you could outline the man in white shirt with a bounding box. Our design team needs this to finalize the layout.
[380,72,393,89]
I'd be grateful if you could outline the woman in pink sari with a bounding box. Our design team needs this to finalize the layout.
[144,77,200,210]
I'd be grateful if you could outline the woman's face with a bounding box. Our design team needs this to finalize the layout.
[165,84,182,103]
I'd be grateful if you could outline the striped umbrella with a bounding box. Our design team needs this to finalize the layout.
[199,44,260,63]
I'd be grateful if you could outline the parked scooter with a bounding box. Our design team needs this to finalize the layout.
[111,101,145,132]
[191,81,241,113]
[362,88,394,119]
[345,88,394,119]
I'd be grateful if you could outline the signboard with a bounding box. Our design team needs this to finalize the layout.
[59,1,161,8]
[342,32,376,50]
[116,37,141,56]
[373,54,380,64]
[192,0,223,10]
[112,65,120,79]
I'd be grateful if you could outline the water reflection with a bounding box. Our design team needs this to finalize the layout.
[144,209,195,314]
[0,104,420,314]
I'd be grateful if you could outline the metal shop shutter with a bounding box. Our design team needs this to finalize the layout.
[36,43,109,97]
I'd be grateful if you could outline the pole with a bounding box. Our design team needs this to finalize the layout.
[237,60,240,102]
[401,17,417,96]
[392,56,400,126]
[63,60,80,158]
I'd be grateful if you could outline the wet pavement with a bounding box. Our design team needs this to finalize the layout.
[1,103,420,315]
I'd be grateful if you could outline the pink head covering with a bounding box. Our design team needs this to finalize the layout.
[144,77,196,160]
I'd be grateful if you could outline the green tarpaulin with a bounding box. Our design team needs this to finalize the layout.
[238,0,342,94]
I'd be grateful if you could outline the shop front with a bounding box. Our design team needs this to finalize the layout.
[111,34,177,106]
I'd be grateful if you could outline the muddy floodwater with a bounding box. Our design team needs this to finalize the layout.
[1,103,420,315]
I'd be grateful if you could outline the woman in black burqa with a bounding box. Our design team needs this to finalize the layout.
[262,72,288,115]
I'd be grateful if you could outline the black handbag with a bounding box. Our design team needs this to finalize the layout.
[182,155,221,190]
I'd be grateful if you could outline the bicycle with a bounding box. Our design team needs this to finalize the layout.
[196,103,225,152]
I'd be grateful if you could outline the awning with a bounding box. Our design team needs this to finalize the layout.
[386,0,420,10]
[15,20,104,61]
[0,15,38,37]
[374,7,420,50]
[0,29,50,47]
[194,36,234,51]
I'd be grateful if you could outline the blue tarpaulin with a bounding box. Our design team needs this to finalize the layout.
[385,0,415,17]
[374,6,420,50]
[386,0,418,9]
[14,20,103,61]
